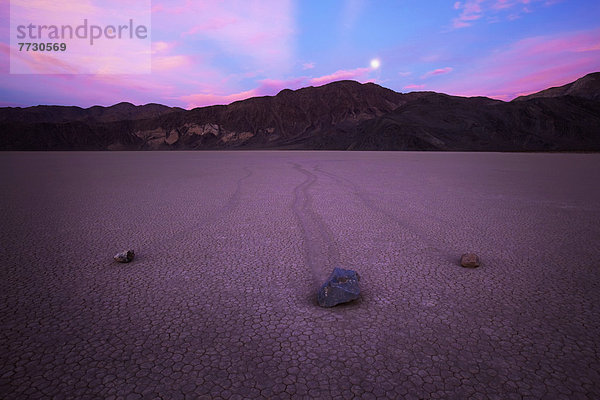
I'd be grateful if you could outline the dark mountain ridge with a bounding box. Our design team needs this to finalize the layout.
[1,73,599,151]
[0,102,182,124]
[514,72,600,102]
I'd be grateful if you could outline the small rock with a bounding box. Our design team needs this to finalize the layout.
[318,267,360,307]
[460,253,480,268]
[114,249,135,263]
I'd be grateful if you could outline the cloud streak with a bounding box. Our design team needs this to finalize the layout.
[452,0,544,28]
[422,67,453,79]
[452,0,484,28]
[310,67,371,85]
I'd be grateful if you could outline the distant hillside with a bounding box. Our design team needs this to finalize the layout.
[0,102,182,124]
[515,72,600,102]
[352,91,600,151]
[1,73,599,151]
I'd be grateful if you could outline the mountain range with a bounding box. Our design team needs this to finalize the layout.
[1,72,599,151]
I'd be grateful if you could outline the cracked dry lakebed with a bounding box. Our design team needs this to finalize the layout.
[1,151,600,399]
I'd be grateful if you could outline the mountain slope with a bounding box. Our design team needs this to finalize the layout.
[514,72,600,102]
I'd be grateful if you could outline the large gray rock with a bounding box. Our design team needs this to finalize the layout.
[114,249,135,263]
[318,267,361,307]
[460,253,480,268]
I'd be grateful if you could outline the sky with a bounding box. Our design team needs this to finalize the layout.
[1,0,599,108]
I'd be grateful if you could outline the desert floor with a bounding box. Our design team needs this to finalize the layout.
[1,151,600,399]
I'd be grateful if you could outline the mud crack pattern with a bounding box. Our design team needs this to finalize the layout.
[1,151,600,399]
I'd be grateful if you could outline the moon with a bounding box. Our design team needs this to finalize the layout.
[370,58,381,69]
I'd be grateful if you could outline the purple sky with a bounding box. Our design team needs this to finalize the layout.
[1,0,599,108]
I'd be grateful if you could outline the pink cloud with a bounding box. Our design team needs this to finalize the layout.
[152,55,192,72]
[309,67,371,85]
[152,41,177,54]
[464,1,484,14]
[404,84,426,90]
[493,0,532,9]
[180,89,257,109]
[256,77,307,93]
[422,67,454,79]
[493,0,513,9]
[516,33,600,55]
[453,0,484,28]
[453,0,547,28]
[453,20,473,28]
